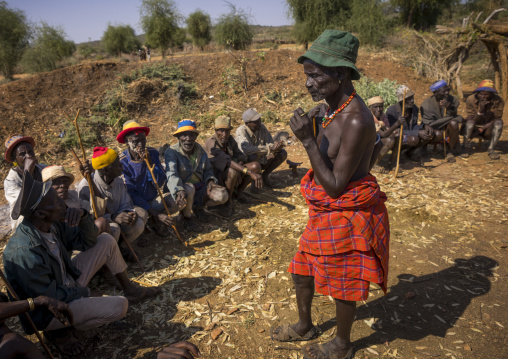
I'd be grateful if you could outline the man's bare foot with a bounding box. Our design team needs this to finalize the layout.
[270,322,319,342]
[488,150,500,160]
[124,285,161,304]
[303,339,353,359]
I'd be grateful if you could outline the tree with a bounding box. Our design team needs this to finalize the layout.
[391,0,458,30]
[215,4,253,50]
[140,0,181,58]
[21,22,75,73]
[186,10,212,51]
[101,24,140,56]
[286,0,351,49]
[0,1,30,79]
[347,0,389,45]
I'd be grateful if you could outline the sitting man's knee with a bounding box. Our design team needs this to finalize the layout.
[184,183,195,196]
[97,232,117,248]
[135,207,149,223]
[407,136,419,147]
[449,120,459,129]
[246,161,261,174]
[385,137,395,148]
[278,149,288,160]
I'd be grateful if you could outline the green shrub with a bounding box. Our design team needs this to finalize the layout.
[186,10,212,50]
[58,116,111,150]
[0,2,30,79]
[354,77,399,109]
[140,0,181,58]
[21,22,75,73]
[102,24,140,56]
[215,5,253,50]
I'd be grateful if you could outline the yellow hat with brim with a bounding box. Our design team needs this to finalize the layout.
[173,119,200,137]
[367,96,384,107]
[41,165,75,183]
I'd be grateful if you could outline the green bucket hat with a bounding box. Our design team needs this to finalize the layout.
[297,30,361,80]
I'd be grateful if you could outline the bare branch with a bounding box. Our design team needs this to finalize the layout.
[483,8,507,24]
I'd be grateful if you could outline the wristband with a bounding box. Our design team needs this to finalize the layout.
[27,298,35,311]
[242,167,248,174]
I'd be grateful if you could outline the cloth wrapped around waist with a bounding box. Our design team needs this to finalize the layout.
[298,169,390,291]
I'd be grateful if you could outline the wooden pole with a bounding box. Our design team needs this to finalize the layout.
[393,89,407,179]
[69,147,145,273]
[0,269,55,359]
[143,151,187,247]
[443,108,447,158]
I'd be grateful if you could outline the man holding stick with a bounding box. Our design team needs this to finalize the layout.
[270,30,390,359]
[118,120,197,234]
[3,171,160,355]
[420,80,463,162]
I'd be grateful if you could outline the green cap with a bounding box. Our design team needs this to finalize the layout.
[297,30,361,80]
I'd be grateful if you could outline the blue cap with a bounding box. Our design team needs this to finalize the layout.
[430,80,447,92]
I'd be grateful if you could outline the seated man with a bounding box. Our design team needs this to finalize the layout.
[165,120,228,223]
[463,80,504,160]
[3,172,160,355]
[367,96,402,173]
[77,147,148,251]
[234,108,288,189]
[203,116,263,215]
[386,85,435,162]
[0,292,71,359]
[420,80,463,162]
[3,135,46,230]
[118,120,194,234]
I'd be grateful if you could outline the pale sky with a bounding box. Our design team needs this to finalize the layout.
[6,0,292,44]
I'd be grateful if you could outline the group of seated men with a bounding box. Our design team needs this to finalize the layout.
[368,79,504,172]
[0,108,287,357]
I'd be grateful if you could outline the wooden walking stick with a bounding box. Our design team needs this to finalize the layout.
[68,147,146,273]
[393,89,407,179]
[143,151,187,247]
[65,112,146,273]
[0,269,55,359]
[443,108,447,158]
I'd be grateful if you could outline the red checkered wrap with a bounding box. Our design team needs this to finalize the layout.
[288,250,381,301]
[290,169,390,296]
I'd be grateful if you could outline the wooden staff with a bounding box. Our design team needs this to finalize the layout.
[393,89,407,179]
[143,151,187,247]
[443,108,447,158]
[69,148,146,273]
[65,112,145,273]
[0,269,55,359]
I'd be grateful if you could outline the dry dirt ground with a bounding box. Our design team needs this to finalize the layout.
[0,49,507,359]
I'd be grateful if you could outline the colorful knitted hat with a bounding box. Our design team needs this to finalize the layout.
[173,119,199,137]
[474,79,497,93]
[430,80,447,92]
[4,135,35,163]
[116,120,150,144]
[367,96,384,107]
[92,147,118,169]
[42,165,75,183]
[297,30,361,80]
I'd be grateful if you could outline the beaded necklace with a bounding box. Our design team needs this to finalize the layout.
[322,90,356,128]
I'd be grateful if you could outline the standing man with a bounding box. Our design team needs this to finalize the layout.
[203,116,263,215]
[235,109,287,189]
[463,80,504,159]
[420,80,463,162]
[270,30,390,359]
[165,120,228,223]
[118,120,193,235]
[386,85,435,161]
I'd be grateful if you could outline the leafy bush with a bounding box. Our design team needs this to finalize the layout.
[102,24,140,56]
[186,10,212,50]
[0,2,30,79]
[58,116,111,150]
[215,5,253,50]
[347,0,388,45]
[77,44,95,58]
[354,77,399,109]
[21,22,75,73]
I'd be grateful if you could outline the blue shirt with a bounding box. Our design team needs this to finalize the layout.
[120,147,167,211]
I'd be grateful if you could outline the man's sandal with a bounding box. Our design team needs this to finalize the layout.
[488,151,500,160]
[126,286,161,304]
[270,324,320,342]
[302,343,354,359]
